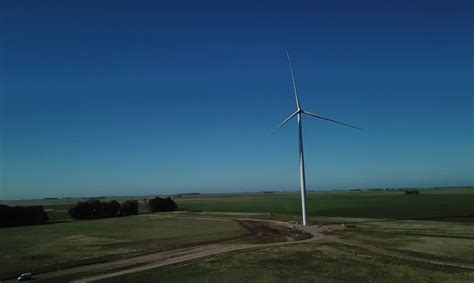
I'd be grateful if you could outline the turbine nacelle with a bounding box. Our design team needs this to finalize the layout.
[271,108,364,134]
[273,51,363,132]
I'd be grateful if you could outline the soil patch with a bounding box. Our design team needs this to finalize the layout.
[237,220,312,244]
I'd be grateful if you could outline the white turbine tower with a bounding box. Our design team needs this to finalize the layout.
[271,51,363,226]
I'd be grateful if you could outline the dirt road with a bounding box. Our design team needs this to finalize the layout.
[5,215,473,282]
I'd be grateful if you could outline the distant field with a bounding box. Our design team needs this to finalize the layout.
[97,242,474,283]
[0,214,246,280]
[176,188,474,220]
[1,188,473,281]
[1,188,473,222]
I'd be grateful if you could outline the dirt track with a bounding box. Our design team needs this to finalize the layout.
[5,214,473,282]
[71,218,328,283]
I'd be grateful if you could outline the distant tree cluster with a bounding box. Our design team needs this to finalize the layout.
[0,204,49,227]
[147,197,177,212]
[68,199,140,220]
[404,190,420,195]
[68,200,120,220]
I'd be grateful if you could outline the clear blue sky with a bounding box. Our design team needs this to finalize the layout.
[1,0,472,199]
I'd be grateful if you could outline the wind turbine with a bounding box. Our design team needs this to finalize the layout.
[271,51,363,226]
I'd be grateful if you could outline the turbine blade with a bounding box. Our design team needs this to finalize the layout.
[270,111,299,135]
[302,111,364,130]
[286,50,301,109]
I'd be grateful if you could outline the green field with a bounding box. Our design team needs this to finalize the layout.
[2,188,473,222]
[92,215,474,283]
[0,214,246,279]
[97,242,474,283]
[0,188,473,281]
[333,218,474,264]
[177,188,474,220]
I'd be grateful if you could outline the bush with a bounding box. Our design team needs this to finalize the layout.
[0,205,48,227]
[147,197,177,212]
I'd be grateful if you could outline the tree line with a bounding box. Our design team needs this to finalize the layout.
[1,197,178,226]
[68,200,139,220]
[0,204,49,227]
[146,197,178,212]
[68,197,178,220]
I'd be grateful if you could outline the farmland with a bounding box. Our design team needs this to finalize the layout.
[0,214,246,279]
[0,187,473,282]
[177,188,474,220]
[97,242,474,283]
[3,188,473,222]
[334,218,474,263]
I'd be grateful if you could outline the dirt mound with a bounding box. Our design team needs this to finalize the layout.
[237,220,312,244]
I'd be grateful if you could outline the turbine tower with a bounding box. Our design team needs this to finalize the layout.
[271,51,363,226]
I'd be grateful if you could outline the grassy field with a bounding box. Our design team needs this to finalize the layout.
[97,242,474,283]
[332,218,474,264]
[92,216,474,283]
[1,188,473,281]
[177,188,474,220]
[0,214,247,280]
[2,188,473,222]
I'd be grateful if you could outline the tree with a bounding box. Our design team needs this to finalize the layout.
[68,200,120,220]
[147,197,178,212]
[0,205,48,227]
[119,200,139,216]
[404,190,420,195]
[104,200,120,218]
